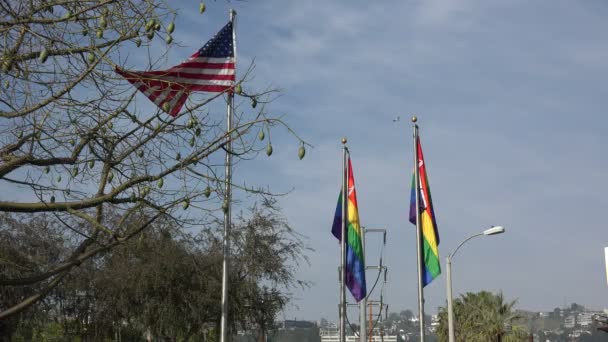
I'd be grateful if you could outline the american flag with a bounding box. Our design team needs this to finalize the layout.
[116,21,235,117]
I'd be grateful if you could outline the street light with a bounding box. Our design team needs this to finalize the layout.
[446,226,505,342]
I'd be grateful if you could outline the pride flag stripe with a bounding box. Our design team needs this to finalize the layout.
[331,157,367,302]
[409,137,441,287]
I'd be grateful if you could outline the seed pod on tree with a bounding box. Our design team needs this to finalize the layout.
[39,49,49,63]
[298,145,306,160]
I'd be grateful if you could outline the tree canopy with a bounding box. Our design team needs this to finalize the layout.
[436,291,529,342]
[0,0,308,338]
[1,200,307,340]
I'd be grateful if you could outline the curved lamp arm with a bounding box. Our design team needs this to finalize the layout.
[450,233,484,260]
[449,226,505,260]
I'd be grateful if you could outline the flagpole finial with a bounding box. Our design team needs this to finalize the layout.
[411,116,418,123]
[341,137,347,145]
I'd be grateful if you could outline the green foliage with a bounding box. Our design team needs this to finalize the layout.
[0,200,307,341]
[436,291,529,342]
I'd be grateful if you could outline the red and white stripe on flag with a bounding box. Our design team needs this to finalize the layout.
[116,21,235,117]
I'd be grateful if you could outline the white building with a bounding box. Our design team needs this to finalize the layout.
[577,311,596,327]
[564,315,576,329]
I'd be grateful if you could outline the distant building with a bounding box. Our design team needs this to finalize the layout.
[564,315,576,329]
[429,315,440,333]
[577,312,596,327]
[283,320,317,330]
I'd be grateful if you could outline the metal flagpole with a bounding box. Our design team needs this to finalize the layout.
[220,9,237,342]
[359,228,367,342]
[340,137,348,342]
[412,116,425,342]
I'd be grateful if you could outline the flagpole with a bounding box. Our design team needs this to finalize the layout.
[340,137,348,342]
[359,227,367,342]
[220,9,236,342]
[412,116,425,342]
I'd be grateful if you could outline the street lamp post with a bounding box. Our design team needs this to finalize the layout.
[446,226,505,342]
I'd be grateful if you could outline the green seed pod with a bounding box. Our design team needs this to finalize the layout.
[195,127,201,136]
[199,2,206,13]
[187,119,194,129]
[162,102,170,112]
[203,186,211,198]
[69,138,75,146]
[251,97,257,108]
[82,28,88,36]
[165,35,173,44]
[235,83,242,95]
[154,22,161,31]
[50,195,55,203]
[147,31,154,40]
[137,150,144,158]
[39,49,49,63]
[1,58,12,73]
[96,29,103,39]
[298,145,306,160]
[1,64,9,73]
[182,199,189,210]
[17,131,23,139]
[167,22,175,34]
[87,53,95,64]
[44,166,50,174]
[89,160,95,169]
[266,143,273,156]
[99,16,107,29]
[107,172,113,182]
[146,19,155,31]
[175,152,181,161]
[157,178,163,188]
[73,167,79,177]
[189,137,195,147]
[64,10,72,19]
[135,38,142,47]
[57,175,62,182]
[258,130,265,141]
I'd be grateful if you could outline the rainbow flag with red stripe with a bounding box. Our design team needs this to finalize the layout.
[409,137,441,286]
[332,157,367,302]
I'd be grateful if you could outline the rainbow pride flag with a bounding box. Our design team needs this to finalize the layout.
[332,157,367,302]
[409,137,441,287]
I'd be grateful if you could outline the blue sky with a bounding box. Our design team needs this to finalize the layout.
[144,0,608,321]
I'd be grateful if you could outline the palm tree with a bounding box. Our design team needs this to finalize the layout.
[436,291,528,342]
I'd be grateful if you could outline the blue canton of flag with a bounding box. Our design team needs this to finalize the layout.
[199,22,234,58]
